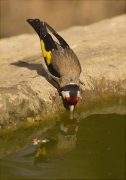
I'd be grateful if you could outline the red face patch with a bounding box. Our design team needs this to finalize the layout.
[66,97,79,105]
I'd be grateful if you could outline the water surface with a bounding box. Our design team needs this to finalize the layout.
[0,112,125,179]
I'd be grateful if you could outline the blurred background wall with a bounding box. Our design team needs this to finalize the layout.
[1,0,126,38]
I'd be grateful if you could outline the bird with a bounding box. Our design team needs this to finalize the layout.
[26,19,83,112]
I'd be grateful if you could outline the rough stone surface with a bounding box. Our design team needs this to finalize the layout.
[0,15,126,129]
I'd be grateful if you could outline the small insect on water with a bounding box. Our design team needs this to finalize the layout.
[27,19,83,112]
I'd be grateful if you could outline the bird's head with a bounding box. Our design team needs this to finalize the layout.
[61,84,80,112]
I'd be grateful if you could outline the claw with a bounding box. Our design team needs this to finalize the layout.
[79,76,94,91]
[79,79,85,86]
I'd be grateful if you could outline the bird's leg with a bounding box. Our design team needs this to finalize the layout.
[48,76,60,93]
[79,76,94,90]
[79,79,85,86]
[79,79,85,91]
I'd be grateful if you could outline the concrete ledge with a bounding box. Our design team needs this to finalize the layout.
[0,15,126,129]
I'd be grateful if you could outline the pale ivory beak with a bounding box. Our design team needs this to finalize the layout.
[69,105,74,119]
[69,105,74,112]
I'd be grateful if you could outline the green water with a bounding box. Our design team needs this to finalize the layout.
[0,112,125,179]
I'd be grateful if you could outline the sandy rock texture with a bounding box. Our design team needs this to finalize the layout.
[0,15,126,129]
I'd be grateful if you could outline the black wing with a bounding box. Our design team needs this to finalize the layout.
[26,19,70,78]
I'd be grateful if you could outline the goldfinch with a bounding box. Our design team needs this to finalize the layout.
[27,19,82,112]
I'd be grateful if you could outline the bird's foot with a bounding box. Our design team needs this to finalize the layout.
[79,76,94,91]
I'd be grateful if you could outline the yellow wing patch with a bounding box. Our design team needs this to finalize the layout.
[41,40,51,65]
[35,147,46,158]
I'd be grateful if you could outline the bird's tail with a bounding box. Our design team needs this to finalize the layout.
[26,19,69,50]
[27,19,57,65]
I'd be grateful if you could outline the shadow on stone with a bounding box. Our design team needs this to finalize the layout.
[10,60,46,76]
[10,60,60,90]
[10,60,70,111]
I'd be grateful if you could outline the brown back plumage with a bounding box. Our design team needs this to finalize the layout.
[26,19,81,88]
[51,48,81,87]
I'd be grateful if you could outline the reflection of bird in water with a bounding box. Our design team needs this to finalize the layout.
[24,119,78,165]
[59,119,78,135]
